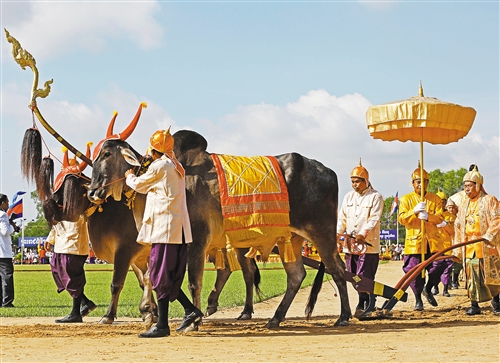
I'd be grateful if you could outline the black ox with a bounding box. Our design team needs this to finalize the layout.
[87,128,351,328]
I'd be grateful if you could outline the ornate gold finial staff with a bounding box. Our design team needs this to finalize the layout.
[419,80,424,97]
[4,28,92,165]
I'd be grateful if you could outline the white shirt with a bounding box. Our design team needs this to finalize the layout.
[46,216,90,255]
[0,210,15,258]
[337,185,384,254]
[126,155,192,245]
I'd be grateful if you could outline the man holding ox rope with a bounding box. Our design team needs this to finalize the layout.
[337,160,383,318]
[125,128,203,338]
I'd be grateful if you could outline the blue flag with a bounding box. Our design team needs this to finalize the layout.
[389,192,398,217]
[7,191,26,219]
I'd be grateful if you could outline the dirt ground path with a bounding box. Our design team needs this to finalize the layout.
[1,261,499,363]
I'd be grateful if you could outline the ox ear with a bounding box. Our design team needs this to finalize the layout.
[120,148,141,166]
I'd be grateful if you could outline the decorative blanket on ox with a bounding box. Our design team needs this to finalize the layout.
[211,154,291,243]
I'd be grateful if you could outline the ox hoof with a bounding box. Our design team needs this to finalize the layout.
[333,319,349,327]
[143,313,158,329]
[264,318,281,329]
[205,306,217,317]
[99,316,114,325]
[182,323,200,333]
[236,312,252,320]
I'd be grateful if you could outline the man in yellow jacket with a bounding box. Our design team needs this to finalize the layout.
[398,165,445,311]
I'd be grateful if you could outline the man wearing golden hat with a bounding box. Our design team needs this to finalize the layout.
[398,164,445,311]
[125,128,203,338]
[337,160,383,317]
[448,164,487,207]
[453,167,500,315]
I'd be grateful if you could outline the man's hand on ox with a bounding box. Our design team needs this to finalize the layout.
[413,201,427,214]
[124,169,135,177]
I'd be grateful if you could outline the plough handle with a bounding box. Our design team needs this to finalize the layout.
[383,238,484,311]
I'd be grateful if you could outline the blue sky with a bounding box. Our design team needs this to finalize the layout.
[1,0,499,223]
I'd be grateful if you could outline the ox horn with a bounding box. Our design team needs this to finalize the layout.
[106,110,119,138]
[119,102,147,141]
[61,146,69,169]
[78,142,94,172]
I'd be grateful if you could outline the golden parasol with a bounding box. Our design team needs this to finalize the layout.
[366,83,476,275]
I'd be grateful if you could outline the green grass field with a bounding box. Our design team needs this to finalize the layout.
[0,263,324,318]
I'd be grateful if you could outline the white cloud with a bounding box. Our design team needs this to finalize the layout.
[193,89,499,201]
[2,1,164,59]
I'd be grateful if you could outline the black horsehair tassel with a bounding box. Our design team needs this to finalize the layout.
[21,128,42,185]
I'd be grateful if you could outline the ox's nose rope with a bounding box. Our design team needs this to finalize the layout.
[94,175,128,192]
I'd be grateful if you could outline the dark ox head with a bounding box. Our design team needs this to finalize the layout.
[86,103,147,204]
[87,139,142,204]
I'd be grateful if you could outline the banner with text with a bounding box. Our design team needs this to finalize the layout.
[380,229,397,243]
[17,236,47,247]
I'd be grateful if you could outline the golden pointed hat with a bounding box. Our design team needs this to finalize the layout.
[436,188,447,200]
[463,165,483,192]
[350,158,369,183]
[150,127,174,154]
[411,161,429,181]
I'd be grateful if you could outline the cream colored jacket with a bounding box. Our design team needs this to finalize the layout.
[337,185,383,254]
[46,216,89,256]
[126,155,193,245]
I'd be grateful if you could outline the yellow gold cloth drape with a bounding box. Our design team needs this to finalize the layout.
[211,154,291,243]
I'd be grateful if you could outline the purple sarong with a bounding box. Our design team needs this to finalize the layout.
[50,253,87,299]
[149,242,188,302]
[437,258,454,285]
[403,253,446,295]
[345,253,379,300]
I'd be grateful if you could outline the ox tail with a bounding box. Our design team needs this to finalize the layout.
[21,128,42,186]
[37,156,54,202]
[252,258,263,300]
[305,261,325,319]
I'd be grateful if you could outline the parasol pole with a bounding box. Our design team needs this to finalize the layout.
[420,129,426,278]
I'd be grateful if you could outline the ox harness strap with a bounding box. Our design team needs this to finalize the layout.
[124,156,152,209]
